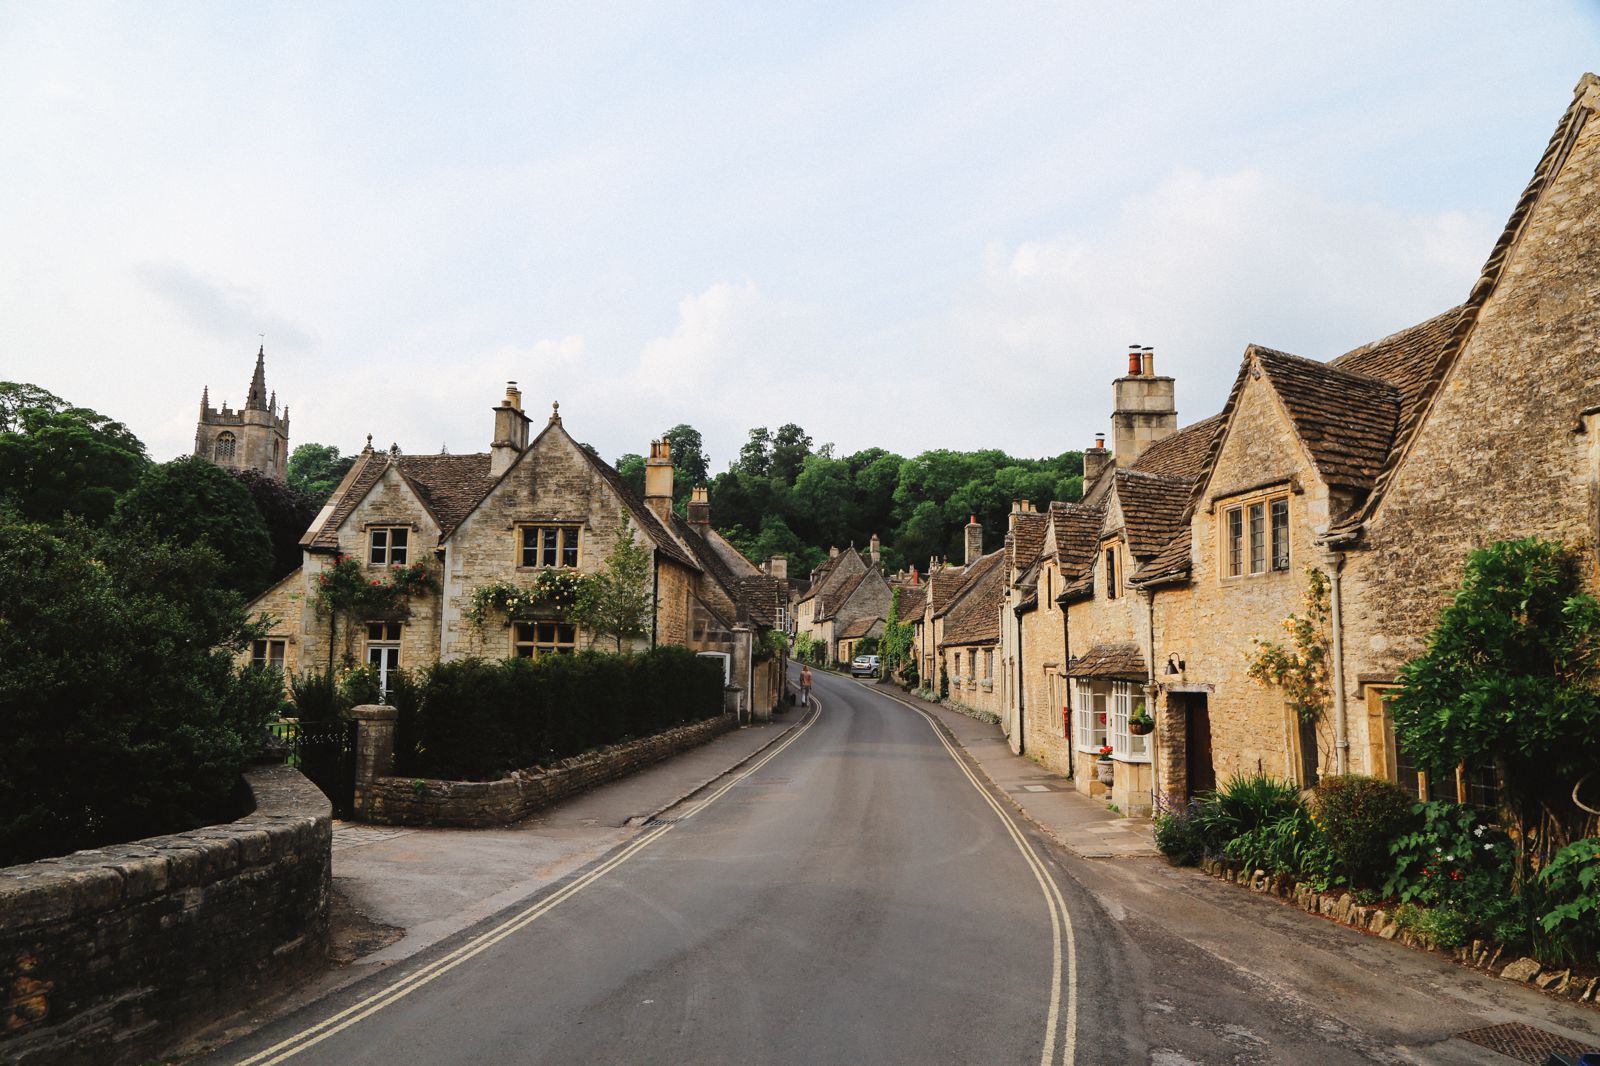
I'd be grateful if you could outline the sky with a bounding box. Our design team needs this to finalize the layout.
[4,3,1599,473]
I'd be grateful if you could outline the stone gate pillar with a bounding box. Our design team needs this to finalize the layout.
[349,703,397,820]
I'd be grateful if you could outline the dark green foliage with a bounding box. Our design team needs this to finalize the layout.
[1313,775,1421,888]
[0,383,149,526]
[230,468,321,587]
[1224,804,1336,887]
[288,667,346,722]
[1154,800,1209,866]
[286,442,356,501]
[1385,801,1522,944]
[1390,538,1600,845]
[113,456,273,597]
[1536,836,1600,966]
[1186,774,1303,852]
[0,521,278,865]
[394,647,723,781]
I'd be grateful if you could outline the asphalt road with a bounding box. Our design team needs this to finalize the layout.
[204,667,1133,1066]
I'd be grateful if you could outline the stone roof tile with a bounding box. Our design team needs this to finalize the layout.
[1068,642,1146,680]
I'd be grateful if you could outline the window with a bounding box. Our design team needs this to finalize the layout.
[967,649,977,681]
[1104,546,1118,599]
[369,527,409,565]
[1248,502,1266,574]
[251,638,286,671]
[1271,499,1289,571]
[1223,494,1290,579]
[366,622,402,700]
[1072,679,1107,752]
[520,524,580,568]
[214,432,236,462]
[514,621,577,657]
[1108,681,1150,762]
[983,649,993,680]
[1226,508,1244,576]
[1044,568,1052,606]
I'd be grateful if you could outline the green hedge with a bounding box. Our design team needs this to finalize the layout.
[393,647,724,781]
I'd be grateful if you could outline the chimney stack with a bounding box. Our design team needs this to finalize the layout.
[1112,344,1177,466]
[829,545,839,559]
[644,438,674,522]
[687,485,710,526]
[1083,433,1112,483]
[964,514,983,566]
[869,533,880,568]
[489,381,531,478]
[766,555,788,581]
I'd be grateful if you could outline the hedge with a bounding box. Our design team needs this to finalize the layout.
[393,647,724,781]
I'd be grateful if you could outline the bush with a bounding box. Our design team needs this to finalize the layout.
[1536,836,1600,966]
[1386,800,1522,946]
[1313,775,1420,889]
[0,521,278,865]
[1187,774,1303,854]
[1394,903,1473,950]
[1154,799,1209,866]
[289,667,346,722]
[395,646,724,781]
[1224,805,1337,888]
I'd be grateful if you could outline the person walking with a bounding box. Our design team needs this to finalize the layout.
[799,664,813,707]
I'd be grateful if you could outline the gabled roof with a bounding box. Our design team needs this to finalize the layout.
[737,575,788,628]
[394,454,499,537]
[926,566,973,615]
[1053,502,1106,604]
[939,551,1005,647]
[839,615,884,641]
[1329,75,1600,537]
[797,548,864,607]
[1130,529,1194,588]
[1007,510,1048,582]
[1113,469,1195,557]
[1252,346,1402,492]
[893,582,926,617]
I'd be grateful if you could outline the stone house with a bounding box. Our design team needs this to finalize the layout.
[836,615,884,664]
[794,539,893,664]
[909,515,987,689]
[936,549,1007,717]
[995,501,1048,745]
[246,384,785,718]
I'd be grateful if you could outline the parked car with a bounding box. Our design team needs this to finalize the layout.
[850,655,880,678]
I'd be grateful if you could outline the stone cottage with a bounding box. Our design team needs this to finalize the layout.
[245,384,786,718]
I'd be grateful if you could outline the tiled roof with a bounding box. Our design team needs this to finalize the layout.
[1253,346,1402,492]
[1068,642,1146,680]
[927,566,972,615]
[569,440,699,571]
[1130,414,1225,481]
[839,615,883,641]
[1330,306,1464,432]
[1130,530,1193,588]
[1113,469,1194,558]
[395,454,498,537]
[1008,510,1048,580]
[305,451,385,550]
[1053,502,1105,603]
[820,569,868,621]
[1330,76,1599,536]
[737,575,788,628]
[893,582,926,617]
[939,551,1005,647]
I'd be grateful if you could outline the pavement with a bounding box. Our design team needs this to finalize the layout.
[877,684,1160,858]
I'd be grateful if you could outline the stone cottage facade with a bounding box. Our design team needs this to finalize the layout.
[245,384,786,718]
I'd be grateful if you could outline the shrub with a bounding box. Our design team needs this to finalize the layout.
[1224,805,1337,888]
[1187,774,1303,854]
[289,667,346,722]
[1154,798,1209,866]
[1394,903,1473,950]
[1313,775,1420,889]
[1536,836,1600,966]
[395,647,724,781]
[1386,800,1522,946]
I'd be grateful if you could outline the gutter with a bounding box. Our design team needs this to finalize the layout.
[1327,552,1350,775]
[1056,590,1072,780]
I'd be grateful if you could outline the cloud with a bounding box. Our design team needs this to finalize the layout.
[134,262,313,351]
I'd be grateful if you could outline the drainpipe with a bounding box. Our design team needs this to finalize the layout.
[1014,604,1026,756]
[1058,590,1072,780]
[1327,552,1349,775]
[1141,588,1161,807]
[650,548,660,649]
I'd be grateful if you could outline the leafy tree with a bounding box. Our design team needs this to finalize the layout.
[573,516,655,652]
[614,453,646,498]
[114,456,273,596]
[736,426,774,477]
[770,423,813,483]
[0,520,282,865]
[231,468,320,585]
[0,384,148,526]
[286,442,356,500]
[880,587,916,683]
[1390,538,1600,850]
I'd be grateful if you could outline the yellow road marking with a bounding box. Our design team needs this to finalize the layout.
[235,699,823,1065]
[876,685,1079,1066]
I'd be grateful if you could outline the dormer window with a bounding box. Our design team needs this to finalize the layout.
[1223,494,1290,578]
[369,527,409,565]
[1105,545,1119,599]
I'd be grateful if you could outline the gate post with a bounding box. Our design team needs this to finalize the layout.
[349,704,397,821]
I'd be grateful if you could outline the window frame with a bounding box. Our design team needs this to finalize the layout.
[512,620,578,658]
[518,523,582,569]
[1072,678,1108,753]
[365,621,402,700]
[1104,544,1119,599]
[1108,681,1151,763]
[1221,492,1291,580]
[368,526,410,566]
[251,638,287,671]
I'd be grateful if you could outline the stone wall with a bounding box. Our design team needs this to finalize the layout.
[360,714,737,827]
[0,767,331,1066]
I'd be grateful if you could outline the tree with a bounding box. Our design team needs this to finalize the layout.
[614,453,646,498]
[736,426,774,477]
[0,384,148,526]
[230,469,321,587]
[286,442,356,500]
[0,520,283,865]
[573,516,655,652]
[114,456,273,596]
[662,424,710,502]
[770,423,813,483]
[1390,538,1600,851]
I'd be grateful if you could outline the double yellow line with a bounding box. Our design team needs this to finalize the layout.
[235,701,822,1065]
[886,690,1079,1066]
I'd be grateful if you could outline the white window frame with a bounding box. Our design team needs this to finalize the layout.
[365,621,402,699]
[369,526,409,566]
[1109,681,1150,762]
[1072,678,1107,753]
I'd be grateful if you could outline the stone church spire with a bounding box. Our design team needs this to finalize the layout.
[246,345,269,411]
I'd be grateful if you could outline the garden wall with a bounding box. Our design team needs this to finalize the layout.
[360,713,737,827]
[0,766,332,1066]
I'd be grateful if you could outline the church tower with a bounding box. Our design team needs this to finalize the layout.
[194,345,291,480]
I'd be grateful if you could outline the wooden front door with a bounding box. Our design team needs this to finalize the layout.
[1184,695,1216,796]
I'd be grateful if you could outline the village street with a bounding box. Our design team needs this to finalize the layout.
[198,667,1599,1066]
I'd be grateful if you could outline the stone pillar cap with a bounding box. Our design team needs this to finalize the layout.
[349,703,398,721]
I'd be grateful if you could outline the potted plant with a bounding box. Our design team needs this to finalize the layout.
[1096,744,1115,785]
[1129,703,1155,736]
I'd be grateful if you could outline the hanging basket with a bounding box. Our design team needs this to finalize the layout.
[1129,718,1155,736]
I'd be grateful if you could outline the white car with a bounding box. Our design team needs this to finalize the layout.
[850,655,880,678]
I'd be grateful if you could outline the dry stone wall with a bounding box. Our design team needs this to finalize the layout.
[0,767,331,1066]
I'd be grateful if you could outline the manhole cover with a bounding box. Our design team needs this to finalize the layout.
[1458,1022,1596,1064]
[643,817,680,827]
